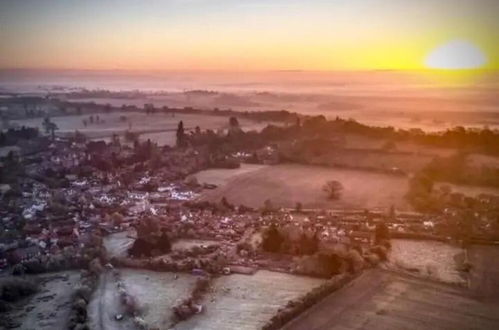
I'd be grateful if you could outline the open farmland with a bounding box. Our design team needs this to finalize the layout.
[171,238,220,251]
[120,269,198,329]
[175,270,325,330]
[386,239,466,285]
[283,268,499,330]
[195,164,411,211]
[11,111,260,146]
[193,164,267,186]
[103,230,136,259]
[3,271,80,330]
[307,148,435,174]
[435,182,499,198]
[467,245,499,300]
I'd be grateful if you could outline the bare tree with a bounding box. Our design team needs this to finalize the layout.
[42,117,58,140]
[323,180,343,200]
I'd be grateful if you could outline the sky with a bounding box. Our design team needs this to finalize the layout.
[0,0,498,71]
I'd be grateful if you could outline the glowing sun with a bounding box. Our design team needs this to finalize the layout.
[425,40,487,70]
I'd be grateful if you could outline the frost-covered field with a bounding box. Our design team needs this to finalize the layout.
[120,269,198,329]
[197,164,411,211]
[176,270,325,330]
[11,111,260,146]
[172,239,220,251]
[103,230,136,259]
[4,271,80,330]
[387,239,466,285]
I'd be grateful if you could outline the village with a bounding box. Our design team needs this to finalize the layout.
[2,107,498,330]
[0,89,499,330]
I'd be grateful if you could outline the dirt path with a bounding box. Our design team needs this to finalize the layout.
[88,271,136,330]
[283,268,499,330]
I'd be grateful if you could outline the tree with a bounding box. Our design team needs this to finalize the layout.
[229,116,239,128]
[374,222,390,244]
[262,199,275,214]
[42,117,58,140]
[262,224,284,253]
[136,217,160,239]
[295,202,303,213]
[406,173,435,211]
[176,121,186,147]
[299,232,318,255]
[323,180,343,200]
[382,140,396,151]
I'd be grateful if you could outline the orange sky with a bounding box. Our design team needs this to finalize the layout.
[0,0,498,71]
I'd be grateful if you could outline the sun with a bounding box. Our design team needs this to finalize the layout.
[425,39,487,70]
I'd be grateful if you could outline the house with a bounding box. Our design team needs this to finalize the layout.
[256,146,279,165]
[7,246,41,264]
[23,222,43,235]
[349,231,374,245]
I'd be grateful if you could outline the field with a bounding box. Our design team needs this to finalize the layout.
[386,239,466,285]
[103,230,136,259]
[467,245,499,299]
[195,164,411,211]
[3,271,80,330]
[176,270,325,330]
[193,164,267,186]
[10,111,262,146]
[171,238,220,250]
[120,269,198,329]
[89,269,320,330]
[435,182,499,197]
[282,268,499,330]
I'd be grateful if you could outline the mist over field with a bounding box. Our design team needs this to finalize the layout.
[2,0,499,329]
[2,69,498,131]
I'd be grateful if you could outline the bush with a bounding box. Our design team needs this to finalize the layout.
[262,224,284,253]
[365,253,380,266]
[346,249,364,273]
[73,285,92,303]
[0,277,38,302]
[370,245,388,261]
[192,277,210,300]
[184,175,199,187]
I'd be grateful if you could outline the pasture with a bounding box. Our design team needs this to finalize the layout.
[195,164,411,211]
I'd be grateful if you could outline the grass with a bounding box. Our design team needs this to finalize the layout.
[11,111,262,146]
[176,270,325,330]
[2,271,81,330]
[387,239,466,285]
[120,269,198,329]
[196,163,411,211]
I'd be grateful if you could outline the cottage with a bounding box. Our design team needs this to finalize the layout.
[7,246,41,264]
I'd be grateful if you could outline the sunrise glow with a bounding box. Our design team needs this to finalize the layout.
[0,0,498,71]
[425,40,488,70]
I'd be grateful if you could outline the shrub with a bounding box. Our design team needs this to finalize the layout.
[0,277,38,302]
[73,284,92,302]
[370,245,388,261]
[346,249,364,273]
[262,224,284,253]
